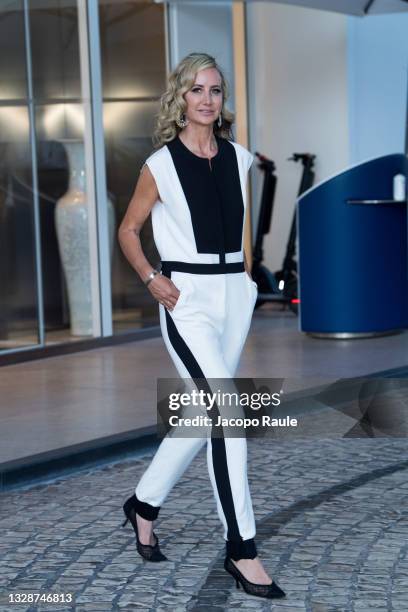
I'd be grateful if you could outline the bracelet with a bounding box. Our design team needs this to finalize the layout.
[144,269,160,286]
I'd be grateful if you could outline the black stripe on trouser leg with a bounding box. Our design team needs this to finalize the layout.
[164,305,257,560]
[134,492,160,521]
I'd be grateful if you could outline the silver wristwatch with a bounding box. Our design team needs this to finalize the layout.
[144,269,160,286]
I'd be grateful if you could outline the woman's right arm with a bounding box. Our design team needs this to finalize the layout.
[117,164,180,311]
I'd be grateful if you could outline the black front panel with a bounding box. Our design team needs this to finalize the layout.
[166,136,244,258]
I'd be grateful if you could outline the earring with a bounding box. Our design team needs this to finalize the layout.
[217,113,222,128]
[176,113,188,128]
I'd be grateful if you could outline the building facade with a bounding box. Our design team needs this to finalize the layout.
[1,0,250,360]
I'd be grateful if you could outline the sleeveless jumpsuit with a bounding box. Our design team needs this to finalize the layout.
[134,133,259,560]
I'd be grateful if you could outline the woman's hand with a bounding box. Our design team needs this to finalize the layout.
[148,274,180,311]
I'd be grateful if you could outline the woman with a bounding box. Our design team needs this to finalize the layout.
[118,52,285,600]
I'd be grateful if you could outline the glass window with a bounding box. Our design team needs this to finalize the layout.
[0,1,27,101]
[0,1,40,351]
[0,0,168,354]
[99,0,167,333]
[29,0,101,343]
[30,2,81,101]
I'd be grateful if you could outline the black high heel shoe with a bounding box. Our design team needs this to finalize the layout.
[122,494,167,562]
[224,556,286,599]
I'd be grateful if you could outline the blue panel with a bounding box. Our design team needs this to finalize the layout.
[298,154,408,333]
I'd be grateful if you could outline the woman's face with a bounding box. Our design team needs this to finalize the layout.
[183,67,223,127]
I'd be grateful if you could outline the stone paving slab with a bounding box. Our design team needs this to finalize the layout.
[0,438,407,611]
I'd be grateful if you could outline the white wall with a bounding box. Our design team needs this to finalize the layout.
[348,13,408,164]
[246,3,349,271]
[168,2,235,110]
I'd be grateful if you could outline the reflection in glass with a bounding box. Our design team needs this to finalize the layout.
[99,1,167,99]
[99,1,167,333]
[0,1,40,351]
[0,107,39,350]
[0,1,27,101]
[35,103,85,141]
[29,0,81,101]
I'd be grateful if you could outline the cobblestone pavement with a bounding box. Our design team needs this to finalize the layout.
[1,438,408,611]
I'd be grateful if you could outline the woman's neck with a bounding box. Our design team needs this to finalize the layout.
[178,127,218,157]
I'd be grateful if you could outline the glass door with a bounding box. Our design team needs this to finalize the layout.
[0,1,40,351]
[29,0,103,345]
[98,0,168,333]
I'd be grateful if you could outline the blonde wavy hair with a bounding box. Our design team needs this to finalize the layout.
[152,52,235,149]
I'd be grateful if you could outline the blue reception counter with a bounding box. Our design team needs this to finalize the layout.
[297,154,408,338]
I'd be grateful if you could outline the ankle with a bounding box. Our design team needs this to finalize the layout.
[233,557,254,569]
[136,513,153,528]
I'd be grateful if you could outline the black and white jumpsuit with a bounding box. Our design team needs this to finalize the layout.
[134,133,259,560]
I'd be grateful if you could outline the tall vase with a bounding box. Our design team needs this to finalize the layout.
[55,139,115,336]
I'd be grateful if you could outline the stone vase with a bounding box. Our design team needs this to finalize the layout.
[55,139,115,336]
